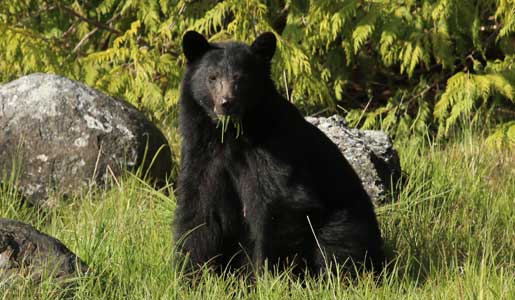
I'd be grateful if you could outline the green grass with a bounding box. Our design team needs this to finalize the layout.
[1,132,514,299]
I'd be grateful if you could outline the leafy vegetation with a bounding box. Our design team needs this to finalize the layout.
[1,0,514,145]
[1,1,515,298]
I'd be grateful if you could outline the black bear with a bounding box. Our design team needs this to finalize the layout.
[174,31,384,275]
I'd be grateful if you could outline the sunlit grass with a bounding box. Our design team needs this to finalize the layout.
[1,132,514,299]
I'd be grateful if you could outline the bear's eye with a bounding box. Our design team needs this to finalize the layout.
[232,73,241,81]
[208,74,217,82]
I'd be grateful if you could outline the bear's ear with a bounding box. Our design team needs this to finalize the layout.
[183,31,211,62]
[251,32,276,61]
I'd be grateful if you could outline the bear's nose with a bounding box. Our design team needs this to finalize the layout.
[221,97,234,109]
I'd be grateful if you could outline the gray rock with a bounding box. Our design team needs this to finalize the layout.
[306,115,401,204]
[0,218,88,282]
[0,73,172,206]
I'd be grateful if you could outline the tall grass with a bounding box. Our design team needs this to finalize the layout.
[1,132,514,299]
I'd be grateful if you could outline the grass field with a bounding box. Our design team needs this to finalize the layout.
[1,132,514,299]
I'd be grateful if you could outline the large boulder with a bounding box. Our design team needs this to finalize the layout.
[0,218,88,282]
[0,73,172,205]
[307,115,401,204]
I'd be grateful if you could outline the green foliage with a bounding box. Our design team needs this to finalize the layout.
[2,3,515,297]
[1,0,515,146]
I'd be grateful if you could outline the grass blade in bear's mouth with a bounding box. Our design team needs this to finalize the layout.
[216,115,243,143]
[216,115,230,143]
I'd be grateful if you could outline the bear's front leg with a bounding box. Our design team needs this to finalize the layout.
[239,193,269,274]
[174,158,243,271]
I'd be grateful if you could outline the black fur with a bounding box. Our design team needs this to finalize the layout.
[174,31,384,275]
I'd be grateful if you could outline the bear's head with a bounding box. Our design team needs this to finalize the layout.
[182,31,276,121]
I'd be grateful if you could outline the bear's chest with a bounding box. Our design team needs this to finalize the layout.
[225,146,292,195]
[224,145,319,216]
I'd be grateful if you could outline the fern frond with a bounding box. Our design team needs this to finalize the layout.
[352,5,379,54]
[486,121,515,148]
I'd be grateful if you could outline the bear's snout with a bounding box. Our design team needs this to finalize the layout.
[214,99,239,116]
[220,96,236,111]
[213,79,239,116]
